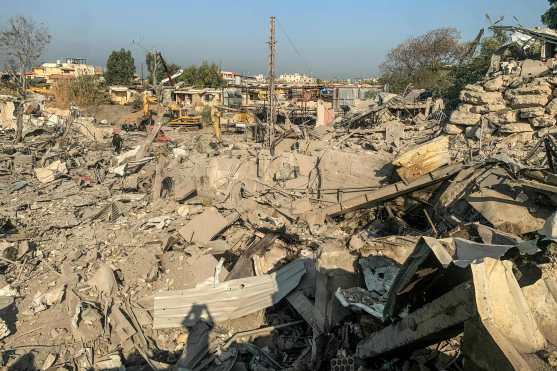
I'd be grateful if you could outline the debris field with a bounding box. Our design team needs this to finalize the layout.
[2,57,557,371]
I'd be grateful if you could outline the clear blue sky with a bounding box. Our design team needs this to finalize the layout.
[0,0,550,79]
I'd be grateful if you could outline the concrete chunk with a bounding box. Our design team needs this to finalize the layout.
[546,98,557,115]
[483,76,504,92]
[530,115,556,128]
[519,107,545,119]
[509,94,550,109]
[460,90,504,106]
[484,110,519,125]
[449,110,481,126]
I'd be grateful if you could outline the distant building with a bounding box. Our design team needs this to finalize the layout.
[220,70,241,85]
[31,58,102,84]
[278,73,316,85]
[109,86,135,105]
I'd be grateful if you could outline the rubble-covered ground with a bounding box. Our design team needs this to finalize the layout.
[2,58,557,371]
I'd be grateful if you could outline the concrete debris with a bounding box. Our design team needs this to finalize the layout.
[88,263,118,295]
[34,160,68,183]
[539,211,557,241]
[28,285,66,314]
[40,353,57,370]
[2,55,557,371]
[0,317,9,340]
[178,207,238,244]
[94,354,125,371]
[392,136,450,182]
[467,188,545,235]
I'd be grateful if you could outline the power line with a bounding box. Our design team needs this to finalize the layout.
[276,19,313,76]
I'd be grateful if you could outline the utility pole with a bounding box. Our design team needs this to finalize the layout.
[152,48,158,88]
[266,16,276,154]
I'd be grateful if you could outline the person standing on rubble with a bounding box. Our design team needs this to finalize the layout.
[211,106,221,143]
[112,128,123,153]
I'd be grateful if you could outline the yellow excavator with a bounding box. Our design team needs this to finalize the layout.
[27,85,52,96]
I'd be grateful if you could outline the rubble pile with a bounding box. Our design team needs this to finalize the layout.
[1,63,557,370]
[331,91,446,159]
[447,58,557,162]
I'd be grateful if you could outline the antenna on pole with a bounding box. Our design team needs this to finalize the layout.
[267,16,276,154]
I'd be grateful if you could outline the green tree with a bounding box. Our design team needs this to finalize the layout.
[146,52,180,84]
[444,30,509,108]
[177,61,224,88]
[379,28,464,94]
[0,15,51,142]
[105,49,135,85]
[542,0,557,29]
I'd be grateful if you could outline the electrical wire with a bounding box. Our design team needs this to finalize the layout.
[276,19,313,76]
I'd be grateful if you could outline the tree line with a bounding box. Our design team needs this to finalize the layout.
[379,0,557,108]
[2,0,557,113]
[104,49,224,88]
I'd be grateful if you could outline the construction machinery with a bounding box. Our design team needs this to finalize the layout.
[165,105,203,128]
[166,110,203,129]
[27,85,52,96]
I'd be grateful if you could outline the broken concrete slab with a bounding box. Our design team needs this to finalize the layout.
[522,277,557,346]
[483,76,504,92]
[508,94,550,109]
[467,188,544,235]
[470,258,547,369]
[357,282,475,359]
[35,160,68,183]
[392,136,450,182]
[459,89,504,106]
[178,208,238,244]
[326,163,463,217]
[449,110,481,126]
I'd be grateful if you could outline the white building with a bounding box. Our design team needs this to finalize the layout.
[220,71,239,85]
[32,58,101,83]
[278,73,316,85]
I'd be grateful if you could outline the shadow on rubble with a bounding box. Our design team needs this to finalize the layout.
[1,252,469,370]
[4,352,34,371]
[375,162,397,183]
[169,250,367,370]
[175,303,214,369]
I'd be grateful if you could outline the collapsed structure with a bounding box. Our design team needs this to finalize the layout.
[2,24,557,369]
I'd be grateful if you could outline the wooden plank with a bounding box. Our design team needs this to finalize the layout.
[226,233,278,280]
[313,271,329,333]
[437,166,486,208]
[135,122,162,160]
[356,282,475,359]
[153,260,306,329]
[286,290,325,334]
[518,179,557,194]
[152,156,167,200]
[325,163,463,217]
